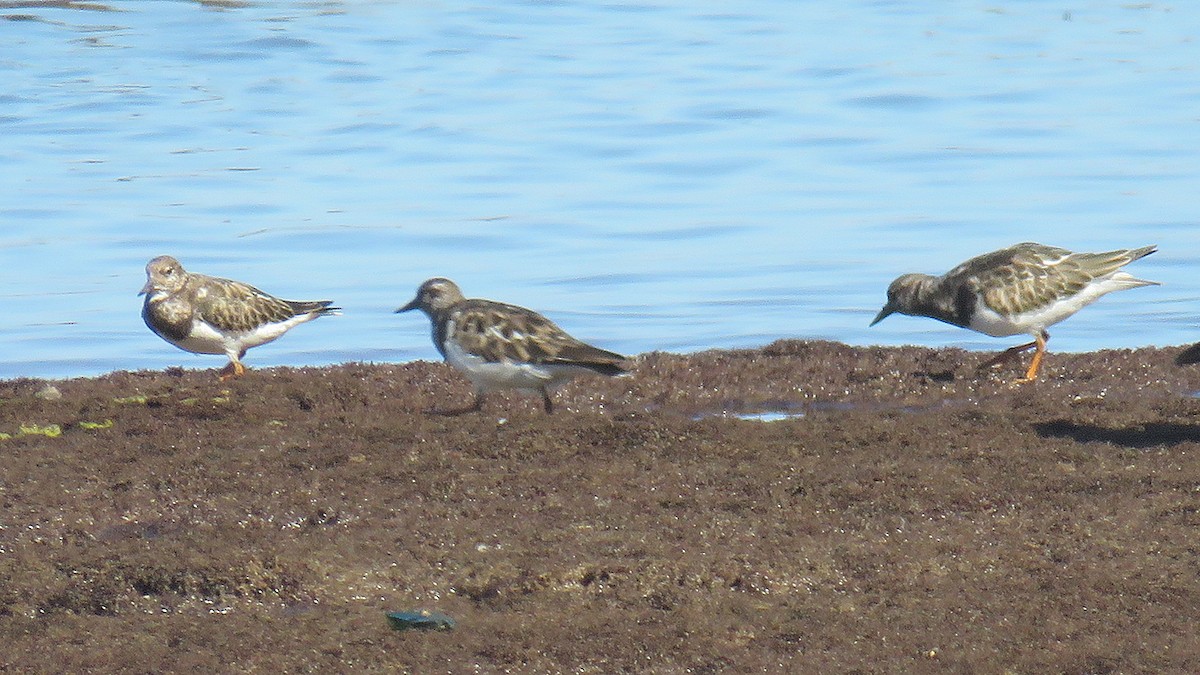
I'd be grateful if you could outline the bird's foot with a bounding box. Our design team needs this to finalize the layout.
[218,361,246,381]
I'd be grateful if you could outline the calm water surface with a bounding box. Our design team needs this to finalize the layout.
[1,1,1197,380]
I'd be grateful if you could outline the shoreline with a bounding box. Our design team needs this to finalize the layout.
[5,334,1193,386]
[7,338,1200,390]
[2,340,1200,671]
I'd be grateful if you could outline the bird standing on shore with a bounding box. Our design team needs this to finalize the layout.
[140,255,339,380]
[397,277,629,414]
[870,242,1159,383]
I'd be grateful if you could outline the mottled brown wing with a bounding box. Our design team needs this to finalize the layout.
[967,243,1122,316]
[449,300,625,370]
[551,341,628,372]
[194,276,300,333]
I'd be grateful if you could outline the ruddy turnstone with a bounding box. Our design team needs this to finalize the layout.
[396,277,629,414]
[870,242,1159,383]
[140,255,339,380]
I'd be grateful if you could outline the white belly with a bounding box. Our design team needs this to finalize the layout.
[168,324,228,355]
[969,271,1151,338]
[166,315,311,357]
[444,339,588,393]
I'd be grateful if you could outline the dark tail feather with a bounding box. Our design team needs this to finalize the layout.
[1126,244,1157,262]
[1176,343,1200,366]
[580,360,631,377]
[555,343,630,376]
[288,299,340,316]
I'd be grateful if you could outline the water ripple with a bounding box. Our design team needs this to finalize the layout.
[2,0,1199,379]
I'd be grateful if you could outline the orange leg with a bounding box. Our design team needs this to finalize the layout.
[218,360,247,381]
[1011,332,1049,385]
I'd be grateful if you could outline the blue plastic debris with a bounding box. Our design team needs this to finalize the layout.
[386,610,456,631]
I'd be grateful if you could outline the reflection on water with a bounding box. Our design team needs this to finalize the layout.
[1,1,1198,379]
[693,410,806,423]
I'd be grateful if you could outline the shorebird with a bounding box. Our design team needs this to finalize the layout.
[140,255,338,380]
[870,242,1159,383]
[396,277,629,414]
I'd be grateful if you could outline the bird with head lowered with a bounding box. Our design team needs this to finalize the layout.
[870,242,1158,383]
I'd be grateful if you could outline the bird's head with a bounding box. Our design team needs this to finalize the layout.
[396,277,465,316]
[139,255,188,297]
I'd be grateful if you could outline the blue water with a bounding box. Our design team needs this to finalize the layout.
[2,1,1197,380]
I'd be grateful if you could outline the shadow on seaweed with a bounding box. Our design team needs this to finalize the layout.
[1034,420,1200,448]
[1176,343,1200,366]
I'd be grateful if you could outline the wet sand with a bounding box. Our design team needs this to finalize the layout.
[2,341,1200,672]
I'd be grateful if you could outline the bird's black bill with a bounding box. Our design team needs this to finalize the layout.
[869,305,894,327]
[395,298,419,313]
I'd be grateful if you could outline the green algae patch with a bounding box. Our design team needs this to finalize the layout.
[18,423,62,438]
[113,394,150,405]
[0,421,107,440]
